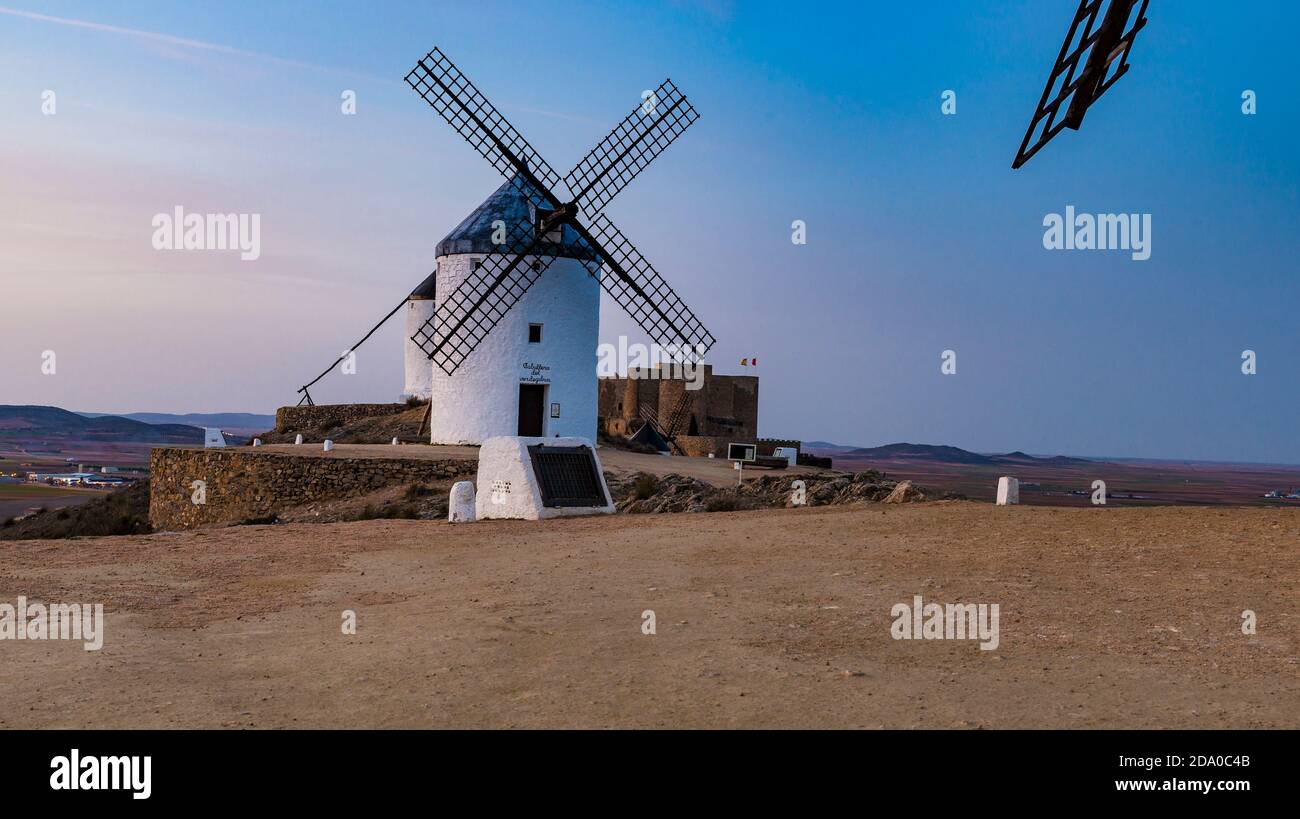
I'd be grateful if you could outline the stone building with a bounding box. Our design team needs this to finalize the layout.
[598,366,797,459]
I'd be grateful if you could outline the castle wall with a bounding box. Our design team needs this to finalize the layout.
[673,436,802,459]
[597,368,759,439]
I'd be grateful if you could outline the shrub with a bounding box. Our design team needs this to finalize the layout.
[351,503,420,521]
[632,474,659,500]
[403,484,434,501]
[707,493,759,514]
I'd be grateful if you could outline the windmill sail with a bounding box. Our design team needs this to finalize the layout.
[582,213,715,358]
[1012,0,1149,169]
[564,79,700,215]
[405,47,715,372]
[405,47,564,194]
[413,188,558,375]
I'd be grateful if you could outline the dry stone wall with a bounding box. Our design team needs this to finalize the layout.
[274,404,408,434]
[149,447,474,530]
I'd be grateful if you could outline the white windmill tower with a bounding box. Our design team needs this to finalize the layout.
[404,48,715,445]
[401,270,437,401]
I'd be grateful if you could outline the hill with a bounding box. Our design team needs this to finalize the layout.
[847,442,999,464]
[0,481,150,539]
[820,441,1094,467]
[78,411,275,431]
[0,405,203,444]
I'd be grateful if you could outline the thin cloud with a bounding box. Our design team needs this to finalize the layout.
[511,104,608,128]
[0,5,380,80]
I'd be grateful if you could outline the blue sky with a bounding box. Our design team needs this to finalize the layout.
[1,1,1297,462]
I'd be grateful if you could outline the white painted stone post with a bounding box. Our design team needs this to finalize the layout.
[449,481,476,523]
[294,434,304,445]
[323,439,334,452]
[252,438,262,447]
[391,437,399,446]
[996,476,1019,505]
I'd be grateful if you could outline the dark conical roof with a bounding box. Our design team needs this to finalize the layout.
[435,173,595,261]
[409,270,437,300]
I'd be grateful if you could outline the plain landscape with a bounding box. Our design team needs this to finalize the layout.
[2,503,1296,729]
[4,403,1299,729]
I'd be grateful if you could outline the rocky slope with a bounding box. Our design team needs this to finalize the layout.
[606,470,946,513]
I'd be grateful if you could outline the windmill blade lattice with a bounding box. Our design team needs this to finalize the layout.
[406,47,715,371]
[584,212,715,358]
[413,208,559,375]
[1012,0,1149,169]
[405,47,565,194]
[564,79,700,216]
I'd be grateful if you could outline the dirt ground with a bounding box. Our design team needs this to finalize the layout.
[1,503,1297,728]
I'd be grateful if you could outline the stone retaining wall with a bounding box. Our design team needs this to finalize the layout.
[149,447,474,530]
[274,403,409,434]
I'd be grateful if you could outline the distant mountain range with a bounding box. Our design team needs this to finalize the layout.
[805,441,1094,466]
[0,406,206,444]
[78,411,275,432]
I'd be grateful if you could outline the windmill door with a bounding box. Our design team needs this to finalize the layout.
[518,384,546,436]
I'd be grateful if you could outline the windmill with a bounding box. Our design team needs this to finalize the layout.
[403,47,715,445]
[1012,0,1149,169]
[631,389,696,455]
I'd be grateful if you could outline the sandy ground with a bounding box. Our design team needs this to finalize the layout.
[1,503,1297,728]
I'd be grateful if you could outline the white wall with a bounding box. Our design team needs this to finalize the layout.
[428,253,599,445]
[476,436,614,520]
[402,297,437,400]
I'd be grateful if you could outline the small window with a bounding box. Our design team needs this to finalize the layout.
[528,323,542,343]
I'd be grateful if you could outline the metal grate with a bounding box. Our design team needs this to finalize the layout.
[1012,0,1149,169]
[583,212,716,357]
[527,445,609,508]
[405,47,563,192]
[565,78,700,215]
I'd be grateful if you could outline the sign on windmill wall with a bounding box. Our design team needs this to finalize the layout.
[521,361,551,384]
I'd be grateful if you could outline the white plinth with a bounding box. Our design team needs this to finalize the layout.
[449,481,476,523]
[996,476,1019,505]
[475,435,614,521]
